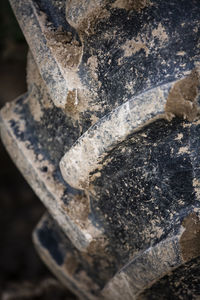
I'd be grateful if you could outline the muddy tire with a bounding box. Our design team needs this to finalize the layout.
[1,0,200,299]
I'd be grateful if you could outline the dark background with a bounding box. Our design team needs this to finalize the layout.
[0,0,76,299]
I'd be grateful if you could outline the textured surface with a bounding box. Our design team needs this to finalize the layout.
[90,118,200,263]
[139,256,200,299]
[34,214,115,299]
[0,87,99,251]
[1,0,200,299]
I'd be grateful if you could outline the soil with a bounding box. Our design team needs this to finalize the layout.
[165,68,199,121]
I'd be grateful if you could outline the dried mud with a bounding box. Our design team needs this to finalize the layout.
[45,27,82,70]
[111,0,152,11]
[180,212,200,262]
[66,0,110,35]
[165,69,200,121]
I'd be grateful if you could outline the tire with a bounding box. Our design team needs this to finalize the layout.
[1,0,200,299]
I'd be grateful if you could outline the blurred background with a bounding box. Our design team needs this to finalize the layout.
[0,0,76,299]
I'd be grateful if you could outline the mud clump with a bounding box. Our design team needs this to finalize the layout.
[62,193,90,229]
[66,0,110,36]
[180,212,200,262]
[165,69,199,121]
[112,0,152,11]
[45,27,82,69]
[66,0,151,36]
[65,90,78,113]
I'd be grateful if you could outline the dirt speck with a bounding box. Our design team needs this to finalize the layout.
[176,51,186,56]
[175,133,183,141]
[121,37,149,58]
[180,212,200,262]
[178,146,189,155]
[62,193,90,229]
[87,55,98,80]
[165,69,199,121]
[152,23,168,44]
[119,23,168,62]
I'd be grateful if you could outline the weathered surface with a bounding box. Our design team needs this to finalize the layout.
[1,0,200,299]
[64,0,200,120]
[139,256,200,299]
[9,0,200,117]
[60,71,200,190]
[34,214,115,300]
[0,54,102,251]
[9,0,69,107]
[60,81,171,189]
